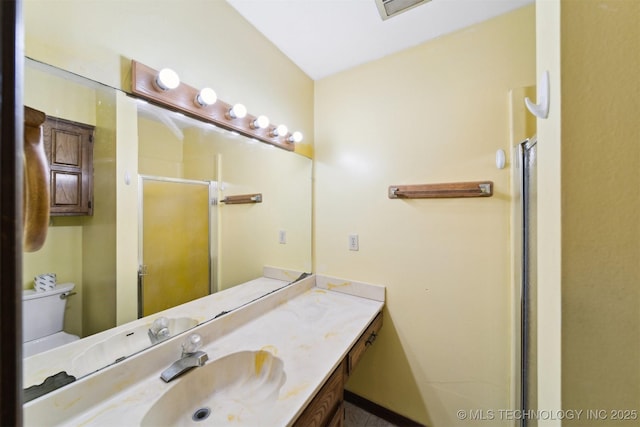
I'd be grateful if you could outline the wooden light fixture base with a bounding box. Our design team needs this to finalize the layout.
[130,60,295,152]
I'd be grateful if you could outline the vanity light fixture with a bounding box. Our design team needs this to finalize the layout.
[250,115,270,129]
[194,88,217,107]
[271,124,288,138]
[228,103,247,119]
[287,131,304,143]
[131,60,303,152]
[154,68,180,91]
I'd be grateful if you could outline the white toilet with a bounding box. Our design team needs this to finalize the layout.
[23,283,80,357]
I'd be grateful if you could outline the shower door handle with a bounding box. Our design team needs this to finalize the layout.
[137,265,149,318]
[139,265,149,276]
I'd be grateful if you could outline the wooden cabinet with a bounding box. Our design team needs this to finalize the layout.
[294,311,383,427]
[293,361,345,427]
[42,115,94,216]
[327,402,345,427]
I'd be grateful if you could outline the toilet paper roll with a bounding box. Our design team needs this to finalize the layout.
[34,273,56,292]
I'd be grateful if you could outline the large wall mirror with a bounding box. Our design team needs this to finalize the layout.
[22,58,312,396]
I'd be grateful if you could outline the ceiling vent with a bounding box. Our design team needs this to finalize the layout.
[375,0,432,20]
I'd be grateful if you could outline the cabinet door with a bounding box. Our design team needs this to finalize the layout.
[327,402,344,427]
[294,361,345,427]
[43,116,94,215]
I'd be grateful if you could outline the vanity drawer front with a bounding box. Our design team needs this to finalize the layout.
[348,311,383,376]
[294,361,344,427]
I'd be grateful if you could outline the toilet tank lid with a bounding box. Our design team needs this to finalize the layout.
[23,283,75,300]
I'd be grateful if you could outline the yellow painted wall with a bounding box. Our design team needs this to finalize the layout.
[23,66,97,125]
[81,89,118,336]
[115,92,140,325]
[138,116,185,177]
[534,1,563,424]
[560,1,640,424]
[532,2,640,425]
[187,132,313,289]
[314,6,535,426]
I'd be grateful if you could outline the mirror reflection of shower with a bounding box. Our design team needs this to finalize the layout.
[138,176,214,317]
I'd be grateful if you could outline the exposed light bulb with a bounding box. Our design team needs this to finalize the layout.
[271,124,288,138]
[251,115,270,129]
[155,68,180,91]
[288,131,304,143]
[228,103,247,119]
[195,88,217,107]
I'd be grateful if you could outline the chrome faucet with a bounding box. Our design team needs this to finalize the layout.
[160,334,209,383]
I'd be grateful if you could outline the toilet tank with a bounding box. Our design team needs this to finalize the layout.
[22,283,75,343]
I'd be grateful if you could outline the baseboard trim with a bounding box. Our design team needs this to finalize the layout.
[344,390,425,427]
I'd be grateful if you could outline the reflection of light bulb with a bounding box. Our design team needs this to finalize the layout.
[288,131,304,143]
[228,104,247,119]
[195,88,217,107]
[271,124,288,137]
[251,115,270,129]
[155,68,180,91]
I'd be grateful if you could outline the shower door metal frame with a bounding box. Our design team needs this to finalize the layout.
[137,175,215,318]
[518,137,537,427]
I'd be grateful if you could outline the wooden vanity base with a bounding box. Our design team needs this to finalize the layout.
[293,312,383,427]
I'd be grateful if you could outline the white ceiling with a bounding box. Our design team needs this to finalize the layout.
[226,0,534,80]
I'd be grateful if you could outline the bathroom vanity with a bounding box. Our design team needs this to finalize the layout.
[23,272,384,426]
[294,311,383,427]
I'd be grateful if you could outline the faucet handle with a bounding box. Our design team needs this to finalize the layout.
[181,334,202,355]
[150,317,170,338]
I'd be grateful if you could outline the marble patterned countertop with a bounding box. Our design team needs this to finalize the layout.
[23,266,303,389]
[24,272,385,426]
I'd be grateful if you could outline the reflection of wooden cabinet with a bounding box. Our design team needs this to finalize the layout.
[42,116,94,216]
[294,312,383,427]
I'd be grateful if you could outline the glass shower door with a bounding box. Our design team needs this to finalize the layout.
[139,176,212,317]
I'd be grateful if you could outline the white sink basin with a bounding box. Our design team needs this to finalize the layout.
[140,350,286,426]
[71,317,198,378]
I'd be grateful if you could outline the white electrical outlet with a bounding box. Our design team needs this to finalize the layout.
[279,230,287,244]
[349,234,359,251]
